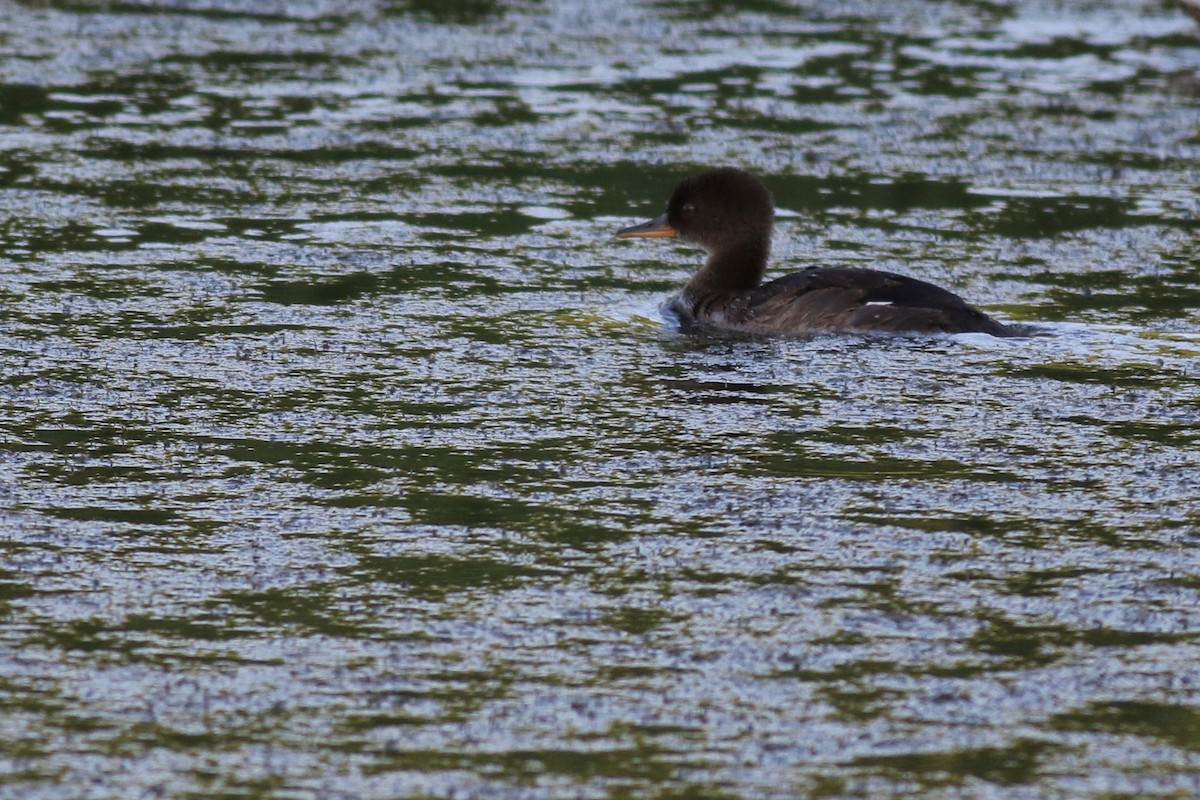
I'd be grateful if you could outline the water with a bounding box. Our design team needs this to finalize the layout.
[1,0,1199,797]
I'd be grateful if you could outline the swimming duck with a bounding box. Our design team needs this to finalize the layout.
[617,167,1019,337]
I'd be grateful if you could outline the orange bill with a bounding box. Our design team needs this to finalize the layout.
[616,213,677,239]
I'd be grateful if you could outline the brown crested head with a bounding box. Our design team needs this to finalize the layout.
[615,167,776,292]
[665,167,774,252]
[616,167,775,251]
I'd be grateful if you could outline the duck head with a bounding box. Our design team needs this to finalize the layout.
[617,167,775,292]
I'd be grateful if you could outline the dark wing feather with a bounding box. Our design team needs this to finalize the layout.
[745,267,1016,336]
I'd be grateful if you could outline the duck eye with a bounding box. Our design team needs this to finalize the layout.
[682,203,696,214]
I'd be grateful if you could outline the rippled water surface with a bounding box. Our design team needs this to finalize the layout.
[2,0,1200,797]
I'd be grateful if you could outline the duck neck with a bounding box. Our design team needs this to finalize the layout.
[686,237,770,298]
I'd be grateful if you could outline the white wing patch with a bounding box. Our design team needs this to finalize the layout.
[864,300,893,306]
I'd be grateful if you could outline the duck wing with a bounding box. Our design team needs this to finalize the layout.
[745,267,1016,335]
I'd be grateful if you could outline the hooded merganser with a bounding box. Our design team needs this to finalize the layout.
[617,167,1020,337]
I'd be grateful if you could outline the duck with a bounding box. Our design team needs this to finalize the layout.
[616,167,1021,337]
